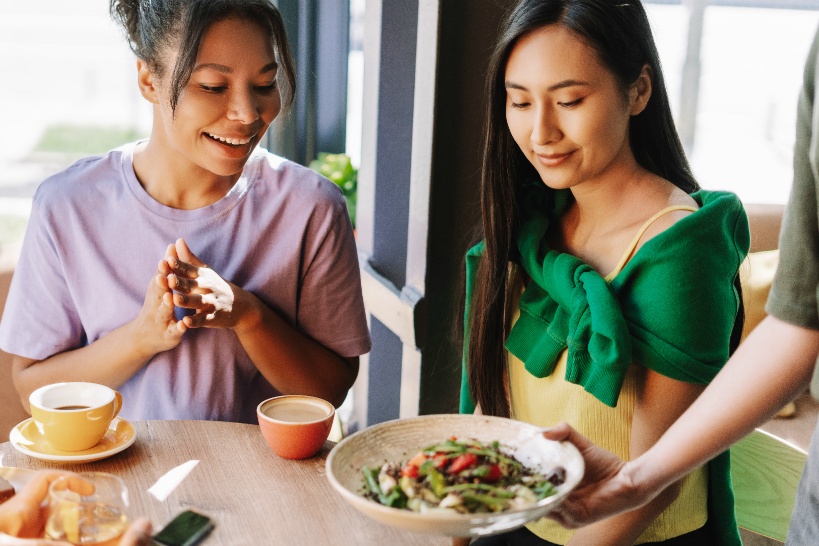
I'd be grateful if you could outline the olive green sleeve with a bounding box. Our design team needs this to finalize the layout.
[766,30,819,331]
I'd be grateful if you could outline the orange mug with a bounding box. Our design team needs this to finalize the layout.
[257,395,335,459]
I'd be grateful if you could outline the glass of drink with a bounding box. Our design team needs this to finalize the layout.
[46,472,129,546]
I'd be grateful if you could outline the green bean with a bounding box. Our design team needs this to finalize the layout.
[363,466,382,495]
[363,465,408,508]
[443,484,516,498]
[420,465,446,497]
[533,481,557,500]
[461,493,510,510]
[463,447,521,467]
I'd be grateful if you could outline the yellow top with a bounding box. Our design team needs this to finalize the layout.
[508,205,707,544]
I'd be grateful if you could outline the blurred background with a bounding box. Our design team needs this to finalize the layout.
[1,0,818,438]
[1,0,817,244]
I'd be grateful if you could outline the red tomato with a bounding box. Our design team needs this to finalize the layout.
[407,452,427,467]
[433,454,450,469]
[401,465,419,478]
[448,453,478,474]
[484,464,502,482]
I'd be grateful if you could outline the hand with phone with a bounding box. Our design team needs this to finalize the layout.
[152,510,214,546]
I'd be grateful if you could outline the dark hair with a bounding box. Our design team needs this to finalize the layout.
[110,0,296,114]
[467,0,742,417]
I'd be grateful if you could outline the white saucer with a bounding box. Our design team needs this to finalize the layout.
[9,417,136,464]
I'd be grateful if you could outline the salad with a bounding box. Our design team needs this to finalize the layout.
[362,437,567,514]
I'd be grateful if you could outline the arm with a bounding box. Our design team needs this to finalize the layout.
[12,261,185,410]
[547,315,819,529]
[564,370,704,546]
[166,239,358,408]
[231,294,358,408]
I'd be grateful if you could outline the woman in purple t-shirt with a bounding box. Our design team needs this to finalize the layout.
[0,0,371,422]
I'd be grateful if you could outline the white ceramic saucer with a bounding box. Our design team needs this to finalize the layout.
[9,417,136,464]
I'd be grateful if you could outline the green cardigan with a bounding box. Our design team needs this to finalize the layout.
[460,186,749,545]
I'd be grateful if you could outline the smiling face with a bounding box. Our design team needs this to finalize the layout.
[504,25,650,191]
[143,16,282,180]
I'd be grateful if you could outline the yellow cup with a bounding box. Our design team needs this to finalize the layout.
[29,382,123,452]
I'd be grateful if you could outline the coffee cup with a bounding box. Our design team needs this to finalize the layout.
[29,382,123,452]
[257,395,335,459]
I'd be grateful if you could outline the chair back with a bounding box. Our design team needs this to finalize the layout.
[0,266,28,443]
[730,428,808,542]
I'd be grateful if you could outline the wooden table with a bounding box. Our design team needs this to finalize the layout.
[0,420,449,546]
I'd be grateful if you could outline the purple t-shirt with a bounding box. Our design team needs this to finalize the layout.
[0,142,371,423]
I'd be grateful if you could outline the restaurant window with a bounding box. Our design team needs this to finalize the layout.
[645,0,819,204]
[6,1,817,240]
[0,0,152,250]
[0,0,360,248]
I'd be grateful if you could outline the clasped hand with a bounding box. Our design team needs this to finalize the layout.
[161,238,249,331]
[135,238,255,356]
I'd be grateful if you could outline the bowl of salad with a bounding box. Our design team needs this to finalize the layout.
[325,414,584,537]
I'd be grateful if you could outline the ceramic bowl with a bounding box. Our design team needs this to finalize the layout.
[325,414,584,538]
[257,395,335,459]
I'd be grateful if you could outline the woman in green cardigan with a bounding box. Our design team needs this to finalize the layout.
[459,0,748,544]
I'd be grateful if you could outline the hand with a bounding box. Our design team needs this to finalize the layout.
[164,238,253,331]
[119,518,153,546]
[0,521,152,546]
[133,245,187,355]
[0,534,73,545]
[0,470,92,541]
[0,472,152,546]
[542,423,650,529]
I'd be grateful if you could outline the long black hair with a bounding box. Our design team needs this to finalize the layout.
[110,0,296,114]
[467,0,742,417]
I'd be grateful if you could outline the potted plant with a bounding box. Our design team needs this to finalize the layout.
[309,152,357,228]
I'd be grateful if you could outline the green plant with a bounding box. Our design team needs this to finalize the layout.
[309,152,357,228]
[35,124,146,155]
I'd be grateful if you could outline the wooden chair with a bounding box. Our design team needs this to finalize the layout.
[730,428,808,543]
[0,265,28,444]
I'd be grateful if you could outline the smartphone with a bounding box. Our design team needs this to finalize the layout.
[152,510,215,546]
